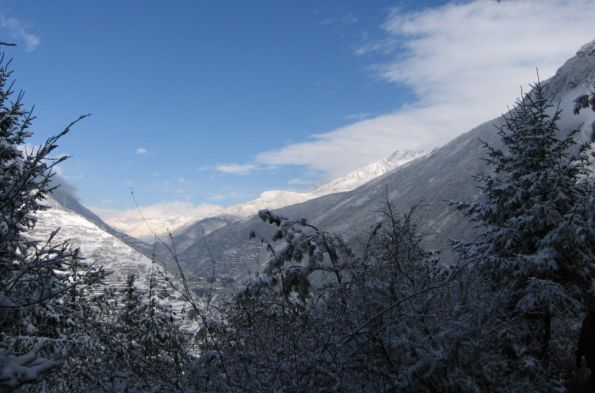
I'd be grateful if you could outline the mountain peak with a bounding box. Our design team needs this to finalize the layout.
[544,38,595,101]
[577,39,595,57]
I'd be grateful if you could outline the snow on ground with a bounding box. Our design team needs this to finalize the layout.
[27,196,198,323]
[30,196,158,289]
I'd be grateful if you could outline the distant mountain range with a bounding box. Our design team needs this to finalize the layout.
[190,149,427,220]
[99,149,427,240]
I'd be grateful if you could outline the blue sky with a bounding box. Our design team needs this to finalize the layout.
[1,0,595,231]
[1,0,425,206]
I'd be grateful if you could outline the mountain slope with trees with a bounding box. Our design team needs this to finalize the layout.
[172,40,595,297]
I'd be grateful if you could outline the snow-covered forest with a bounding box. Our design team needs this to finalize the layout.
[3,32,595,393]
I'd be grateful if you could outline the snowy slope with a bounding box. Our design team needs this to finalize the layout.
[174,40,595,288]
[28,195,196,319]
[50,184,156,258]
[311,150,426,197]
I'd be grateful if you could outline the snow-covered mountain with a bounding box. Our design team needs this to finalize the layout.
[49,183,156,257]
[28,194,200,319]
[153,149,427,279]
[30,195,159,290]
[214,149,427,219]
[25,149,426,305]
[311,150,426,197]
[100,149,426,240]
[170,40,595,290]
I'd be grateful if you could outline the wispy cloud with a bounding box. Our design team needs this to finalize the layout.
[257,0,595,179]
[216,163,257,175]
[0,15,40,51]
[135,147,148,155]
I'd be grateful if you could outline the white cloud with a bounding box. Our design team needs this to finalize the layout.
[135,147,148,155]
[0,15,40,51]
[257,0,595,179]
[92,201,225,239]
[216,163,256,175]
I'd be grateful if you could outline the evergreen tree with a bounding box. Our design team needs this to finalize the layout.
[574,81,595,140]
[456,80,592,298]
[454,79,593,386]
[84,273,189,392]
[0,48,105,390]
[0,45,195,392]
